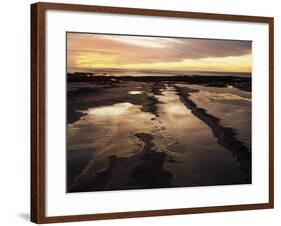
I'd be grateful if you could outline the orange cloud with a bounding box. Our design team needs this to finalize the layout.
[67,33,252,73]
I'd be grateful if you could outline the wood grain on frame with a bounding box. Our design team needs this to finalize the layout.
[31,2,274,223]
[31,3,46,223]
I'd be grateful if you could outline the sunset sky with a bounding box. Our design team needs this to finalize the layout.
[67,33,252,73]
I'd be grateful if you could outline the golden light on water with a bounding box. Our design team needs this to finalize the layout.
[86,103,134,117]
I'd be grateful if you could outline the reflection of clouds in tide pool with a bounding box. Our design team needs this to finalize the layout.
[128,90,143,95]
[156,86,246,186]
[179,84,251,151]
[67,102,178,188]
[68,103,149,157]
[177,83,251,100]
[87,102,133,117]
[198,91,251,102]
[74,102,178,156]
[67,81,251,191]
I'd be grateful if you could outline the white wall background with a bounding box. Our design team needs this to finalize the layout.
[0,0,279,225]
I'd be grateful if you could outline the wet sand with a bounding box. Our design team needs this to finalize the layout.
[67,76,251,192]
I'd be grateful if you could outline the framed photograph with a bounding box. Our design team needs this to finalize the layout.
[31,2,274,223]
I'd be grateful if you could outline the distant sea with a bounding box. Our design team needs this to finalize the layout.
[68,68,251,78]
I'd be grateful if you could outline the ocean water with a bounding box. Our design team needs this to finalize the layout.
[68,69,251,78]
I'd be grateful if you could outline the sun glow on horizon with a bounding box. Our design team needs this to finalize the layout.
[67,33,252,74]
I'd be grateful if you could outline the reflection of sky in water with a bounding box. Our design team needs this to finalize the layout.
[178,84,251,150]
[129,90,143,95]
[68,103,151,155]
[68,102,175,186]
[200,91,251,102]
[87,103,133,116]
[67,81,251,191]
[156,86,245,186]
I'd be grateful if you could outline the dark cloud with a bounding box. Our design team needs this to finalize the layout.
[169,39,251,59]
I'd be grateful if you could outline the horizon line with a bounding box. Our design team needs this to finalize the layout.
[67,67,252,74]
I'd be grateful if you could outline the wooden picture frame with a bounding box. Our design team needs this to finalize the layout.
[31,2,274,224]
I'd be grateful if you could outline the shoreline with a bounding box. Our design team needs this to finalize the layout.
[68,73,251,92]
